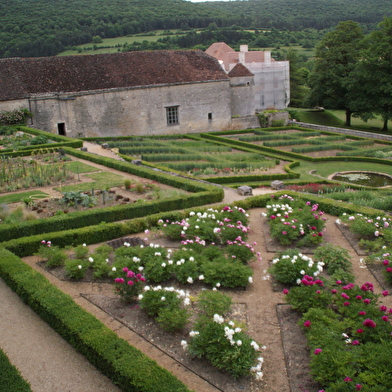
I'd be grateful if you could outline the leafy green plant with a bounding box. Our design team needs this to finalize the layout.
[35,241,68,268]
[269,249,324,286]
[197,290,232,318]
[64,259,88,279]
[313,243,352,275]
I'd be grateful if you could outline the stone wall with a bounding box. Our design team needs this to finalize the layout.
[291,121,392,142]
[29,81,232,137]
[0,99,30,113]
[229,75,255,117]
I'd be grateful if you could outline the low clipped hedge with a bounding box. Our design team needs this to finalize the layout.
[0,248,190,392]
[0,348,32,392]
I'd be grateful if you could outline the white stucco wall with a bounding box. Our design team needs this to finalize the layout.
[28,81,231,137]
[0,99,30,113]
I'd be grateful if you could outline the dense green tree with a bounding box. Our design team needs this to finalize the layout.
[286,48,309,107]
[351,17,392,131]
[307,21,364,126]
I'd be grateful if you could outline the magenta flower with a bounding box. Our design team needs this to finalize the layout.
[303,320,311,328]
[363,319,377,328]
[122,267,129,273]
[355,295,363,300]
[127,270,135,278]
[382,290,389,297]
[282,289,289,295]
[114,278,125,284]
[359,311,366,316]
[382,316,389,322]
[341,293,350,299]
[356,384,362,391]
[356,328,364,334]
[383,260,389,266]
[282,231,287,235]
[331,289,337,294]
[343,302,350,306]
[336,280,342,285]
[127,280,134,286]
[344,377,352,382]
[314,348,322,355]
[380,305,387,312]
[387,267,392,273]
[352,340,360,345]
[363,298,371,304]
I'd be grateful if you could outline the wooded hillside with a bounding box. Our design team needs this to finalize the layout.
[1,0,391,58]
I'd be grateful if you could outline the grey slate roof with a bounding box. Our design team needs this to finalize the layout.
[0,50,229,101]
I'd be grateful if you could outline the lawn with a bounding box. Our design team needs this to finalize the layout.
[0,191,49,204]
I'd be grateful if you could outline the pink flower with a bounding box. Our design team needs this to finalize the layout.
[343,302,350,306]
[358,311,366,316]
[344,377,352,382]
[383,260,389,266]
[341,293,350,299]
[382,316,389,322]
[382,290,389,296]
[127,280,134,286]
[380,305,387,312]
[356,384,362,390]
[356,328,364,334]
[331,289,337,294]
[282,231,287,235]
[122,267,129,273]
[127,271,135,278]
[352,340,360,346]
[270,215,276,219]
[303,320,311,328]
[114,278,124,284]
[356,295,362,300]
[282,289,289,295]
[363,298,371,304]
[314,348,322,355]
[387,267,392,273]
[336,280,342,285]
[363,319,377,328]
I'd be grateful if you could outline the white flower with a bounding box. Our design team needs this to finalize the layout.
[189,256,194,262]
[138,294,143,300]
[112,267,117,272]
[236,340,242,346]
[250,341,259,351]
[235,327,242,333]
[300,270,305,275]
[83,243,86,247]
[189,331,199,337]
[199,275,204,280]
[213,314,224,324]
[255,371,263,380]
[78,265,82,269]
[216,282,221,287]
[161,297,166,301]
[180,340,188,350]
[187,277,194,284]
[88,257,94,263]
[161,263,166,267]
[138,266,144,271]
[248,277,253,283]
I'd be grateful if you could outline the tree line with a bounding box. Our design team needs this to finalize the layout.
[1,0,391,58]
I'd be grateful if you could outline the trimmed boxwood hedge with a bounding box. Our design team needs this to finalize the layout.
[0,248,190,392]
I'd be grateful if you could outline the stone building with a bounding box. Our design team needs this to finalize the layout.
[206,42,290,112]
[0,48,283,137]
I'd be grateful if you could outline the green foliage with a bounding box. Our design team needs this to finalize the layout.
[35,242,68,268]
[269,249,324,286]
[60,191,97,207]
[156,306,189,333]
[0,348,32,392]
[64,258,88,279]
[197,290,232,318]
[313,243,352,275]
[202,261,253,288]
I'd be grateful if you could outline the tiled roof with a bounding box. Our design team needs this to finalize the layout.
[0,50,229,101]
[206,42,274,71]
[228,63,254,77]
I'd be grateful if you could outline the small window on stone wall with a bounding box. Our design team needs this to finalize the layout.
[208,112,212,120]
[166,106,179,125]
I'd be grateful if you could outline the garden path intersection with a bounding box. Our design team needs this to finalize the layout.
[0,141,391,392]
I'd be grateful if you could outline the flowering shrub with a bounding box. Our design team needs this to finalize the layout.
[285,278,392,390]
[35,240,67,268]
[183,313,264,380]
[340,213,392,243]
[139,286,190,332]
[160,206,250,244]
[269,249,324,286]
[0,108,32,125]
[113,267,145,302]
[64,259,89,279]
[286,183,347,195]
[263,195,326,246]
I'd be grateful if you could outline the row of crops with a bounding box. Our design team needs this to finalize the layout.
[105,137,278,177]
[233,129,391,157]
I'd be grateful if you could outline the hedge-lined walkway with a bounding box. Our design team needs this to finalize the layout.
[0,277,122,392]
